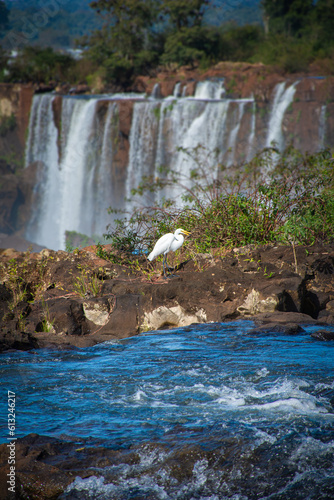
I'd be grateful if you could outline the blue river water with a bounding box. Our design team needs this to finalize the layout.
[1,320,334,499]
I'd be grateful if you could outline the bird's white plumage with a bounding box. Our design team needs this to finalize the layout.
[147,228,190,276]
[148,228,189,261]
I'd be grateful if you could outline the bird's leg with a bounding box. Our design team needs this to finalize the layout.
[164,255,179,278]
[165,256,174,272]
[162,255,168,278]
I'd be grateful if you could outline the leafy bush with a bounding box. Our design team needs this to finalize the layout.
[101,146,334,263]
[251,34,314,72]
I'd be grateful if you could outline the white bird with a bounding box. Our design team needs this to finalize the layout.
[147,228,190,277]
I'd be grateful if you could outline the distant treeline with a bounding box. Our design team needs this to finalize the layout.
[1,0,334,86]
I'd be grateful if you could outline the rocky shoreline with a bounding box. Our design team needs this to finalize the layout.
[1,242,334,353]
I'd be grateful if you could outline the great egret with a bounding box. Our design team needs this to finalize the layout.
[147,228,190,277]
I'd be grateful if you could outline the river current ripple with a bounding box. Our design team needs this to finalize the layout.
[1,320,334,499]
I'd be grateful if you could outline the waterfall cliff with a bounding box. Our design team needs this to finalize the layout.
[25,78,331,250]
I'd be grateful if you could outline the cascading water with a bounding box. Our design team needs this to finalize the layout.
[266,81,298,150]
[25,78,325,250]
[25,94,61,250]
[193,79,225,99]
[25,95,122,250]
[319,104,327,149]
[247,97,257,161]
[226,100,246,166]
[126,81,253,206]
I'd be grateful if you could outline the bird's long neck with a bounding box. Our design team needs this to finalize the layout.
[175,234,184,245]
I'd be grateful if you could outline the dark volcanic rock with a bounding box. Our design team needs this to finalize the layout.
[311,329,334,341]
[0,433,141,500]
[0,244,334,351]
[248,323,306,336]
[254,311,318,325]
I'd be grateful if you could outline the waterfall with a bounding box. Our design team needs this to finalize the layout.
[319,104,327,149]
[194,79,225,100]
[24,77,327,250]
[266,81,298,150]
[25,95,61,250]
[126,100,161,202]
[247,98,256,161]
[160,98,230,200]
[126,96,233,205]
[173,82,182,97]
[151,83,161,99]
[226,101,246,166]
[25,95,120,250]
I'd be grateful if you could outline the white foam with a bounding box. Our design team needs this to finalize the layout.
[290,436,334,463]
[255,367,269,379]
[193,458,209,487]
[65,475,116,495]
[132,389,147,401]
[256,396,320,414]
[254,429,277,446]
[66,473,170,499]
[138,445,167,467]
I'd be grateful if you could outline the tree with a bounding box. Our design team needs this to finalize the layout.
[161,25,219,67]
[314,0,334,44]
[161,0,212,67]
[6,47,75,83]
[90,0,155,57]
[261,0,313,37]
[162,0,209,30]
[86,0,214,78]
[86,0,160,82]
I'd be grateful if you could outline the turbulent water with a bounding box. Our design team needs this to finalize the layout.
[1,321,334,499]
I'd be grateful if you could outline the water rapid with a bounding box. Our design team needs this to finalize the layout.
[1,321,333,499]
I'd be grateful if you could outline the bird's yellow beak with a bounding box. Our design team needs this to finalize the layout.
[181,230,191,236]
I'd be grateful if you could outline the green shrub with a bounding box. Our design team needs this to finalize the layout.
[102,146,334,263]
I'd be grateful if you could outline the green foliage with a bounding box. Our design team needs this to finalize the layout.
[161,26,219,67]
[73,264,102,297]
[261,0,313,37]
[256,0,334,72]
[4,47,75,83]
[39,298,55,333]
[250,34,314,73]
[85,0,160,84]
[102,146,334,264]
[65,230,100,252]
[162,0,210,29]
[3,0,334,86]
[104,217,143,254]
[219,24,264,62]
[83,0,334,82]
